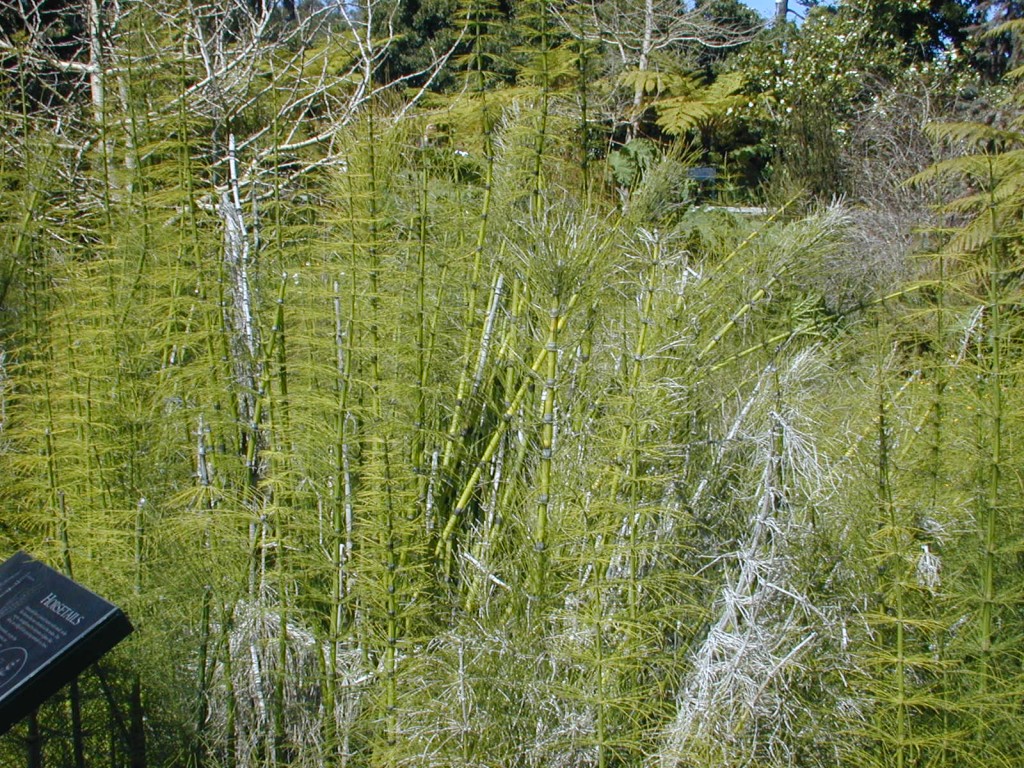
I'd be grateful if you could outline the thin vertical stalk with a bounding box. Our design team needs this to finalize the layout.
[339,155,367,672]
[268,274,291,768]
[413,160,431,516]
[581,491,611,768]
[194,585,212,768]
[875,343,906,768]
[352,108,402,750]
[115,18,152,331]
[27,711,43,768]
[531,294,560,604]
[593,240,659,624]
[577,35,592,201]
[926,252,953,764]
[87,0,114,227]
[58,493,85,768]
[222,607,238,768]
[524,0,553,212]
[977,175,1004,720]
[326,272,356,764]
[436,295,578,556]
[439,134,496,480]
[129,676,146,768]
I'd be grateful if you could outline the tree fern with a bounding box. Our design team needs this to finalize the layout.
[618,68,745,140]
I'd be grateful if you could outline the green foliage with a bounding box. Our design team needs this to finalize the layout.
[734,0,982,200]
[738,8,901,197]
[619,68,745,138]
[855,0,980,61]
[607,138,659,188]
[911,120,1024,252]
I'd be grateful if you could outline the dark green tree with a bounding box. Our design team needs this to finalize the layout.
[373,0,514,90]
[855,0,980,60]
[966,0,1024,79]
[691,0,763,71]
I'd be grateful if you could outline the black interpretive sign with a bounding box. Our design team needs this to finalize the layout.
[686,166,718,181]
[0,551,132,735]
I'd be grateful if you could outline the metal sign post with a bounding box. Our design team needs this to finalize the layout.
[0,551,132,735]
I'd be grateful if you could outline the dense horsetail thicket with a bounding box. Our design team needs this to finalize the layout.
[1,0,1023,766]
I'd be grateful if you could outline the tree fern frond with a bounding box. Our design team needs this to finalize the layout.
[617,68,693,97]
[652,72,744,137]
[923,121,1024,151]
[983,18,1024,39]
[908,153,1002,187]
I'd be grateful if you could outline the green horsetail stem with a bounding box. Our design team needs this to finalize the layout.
[413,161,430,510]
[875,339,907,768]
[325,271,358,761]
[364,110,403,749]
[531,296,560,602]
[337,148,370,674]
[697,272,783,362]
[193,416,217,767]
[575,33,595,201]
[928,253,953,763]
[267,274,291,767]
[222,603,238,768]
[523,0,553,213]
[440,131,495,480]
[600,238,660,505]
[461,276,531,611]
[978,209,1005,710]
[51,382,86,768]
[114,32,152,334]
[437,293,579,557]
[194,585,212,767]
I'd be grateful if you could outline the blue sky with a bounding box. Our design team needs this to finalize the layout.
[744,0,831,22]
[745,0,782,20]
[743,0,782,20]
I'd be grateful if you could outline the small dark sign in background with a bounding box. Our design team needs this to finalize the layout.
[0,551,132,735]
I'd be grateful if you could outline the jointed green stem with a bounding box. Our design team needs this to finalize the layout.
[531,296,560,603]
[437,294,579,558]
